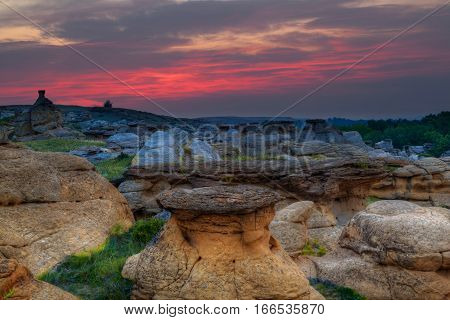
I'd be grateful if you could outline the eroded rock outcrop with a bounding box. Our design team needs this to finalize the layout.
[0,258,76,300]
[304,201,450,299]
[0,144,134,274]
[340,201,450,272]
[122,185,322,300]
[370,158,450,207]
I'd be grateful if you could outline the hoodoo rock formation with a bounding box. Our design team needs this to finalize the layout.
[122,185,323,300]
[0,144,134,274]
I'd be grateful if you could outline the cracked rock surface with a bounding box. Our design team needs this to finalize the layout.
[0,144,134,274]
[340,200,450,272]
[123,185,321,300]
[297,200,450,299]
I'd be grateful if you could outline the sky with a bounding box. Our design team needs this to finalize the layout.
[0,0,449,119]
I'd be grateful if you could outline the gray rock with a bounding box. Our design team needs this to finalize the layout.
[374,139,394,152]
[343,131,367,148]
[154,210,171,221]
[70,146,121,163]
[107,133,140,150]
[189,138,221,162]
[136,146,182,166]
[0,125,13,143]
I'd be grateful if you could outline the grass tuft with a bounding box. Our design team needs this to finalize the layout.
[1,288,15,300]
[38,218,165,300]
[366,196,381,206]
[301,239,327,257]
[94,154,134,181]
[21,138,105,152]
[309,278,366,300]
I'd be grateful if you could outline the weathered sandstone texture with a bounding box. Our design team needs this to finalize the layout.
[123,185,322,300]
[370,158,450,207]
[340,200,450,272]
[0,258,76,300]
[303,201,450,299]
[123,157,388,215]
[270,201,313,255]
[0,144,134,274]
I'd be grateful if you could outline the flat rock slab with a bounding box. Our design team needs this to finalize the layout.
[158,185,283,214]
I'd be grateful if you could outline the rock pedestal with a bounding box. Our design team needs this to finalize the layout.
[122,185,322,300]
[14,90,63,137]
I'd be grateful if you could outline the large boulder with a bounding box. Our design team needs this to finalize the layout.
[123,185,321,300]
[0,258,76,300]
[296,200,450,299]
[310,247,450,300]
[270,201,313,255]
[339,201,450,272]
[106,133,140,154]
[0,144,134,274]
[343,131,367,149]
[134,130,185,166]
[188,138,221,162]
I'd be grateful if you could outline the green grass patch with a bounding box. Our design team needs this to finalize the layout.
[309,278,366,300]
[38,218,165,300]
[301,239,327,257]
[1,288,15,300]
[366,196,381,206]
[95,154,134,181]
[309,154,327,160]
[21,138,105,152]
[384,165,401,173]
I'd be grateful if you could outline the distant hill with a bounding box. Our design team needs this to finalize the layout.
[195,116,301,125]
[0,104,200,128]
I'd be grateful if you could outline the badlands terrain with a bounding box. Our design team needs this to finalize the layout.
[0,91,449,300]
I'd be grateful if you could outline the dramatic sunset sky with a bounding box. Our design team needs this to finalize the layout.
[0,0,449,118]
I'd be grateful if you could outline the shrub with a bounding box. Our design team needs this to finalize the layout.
[309,278,366,300]
[301,239,327,257]
[94,154,134,181]
[38,218,165,300]
[21,138,105,152]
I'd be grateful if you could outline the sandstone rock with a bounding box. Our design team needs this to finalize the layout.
[0,258,76,300]
[123,185,321,300]
[270,202,315,255]
[339,201,450,272]
[0,144,134,274]
[311,248,450,300]
[370,158,449,204]
[306,206,337,229]
[119,179,171,214]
